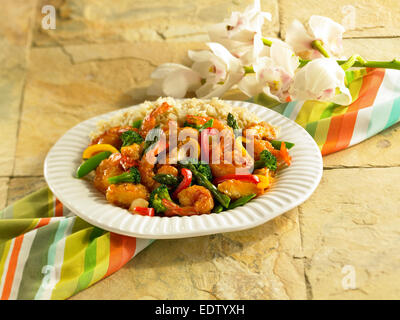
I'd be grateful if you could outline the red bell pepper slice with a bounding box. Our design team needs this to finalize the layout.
[133,207,155,216]
[120,155,139,171]
[172,168,193,199]
[213,174,260,185]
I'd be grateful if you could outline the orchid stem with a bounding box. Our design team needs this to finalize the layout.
[340,55,365,71]
[299,57,400,70]
[311,40,330,58]
[257,37,400,72]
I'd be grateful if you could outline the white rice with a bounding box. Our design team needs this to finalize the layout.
[90,97,261,140]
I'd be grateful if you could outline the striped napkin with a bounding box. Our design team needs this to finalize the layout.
[1,68,399,300]
[0,189,153,300]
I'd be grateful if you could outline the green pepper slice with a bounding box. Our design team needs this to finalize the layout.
[271,140,295,150]
[76,151,112,178]
[228,193,257,210]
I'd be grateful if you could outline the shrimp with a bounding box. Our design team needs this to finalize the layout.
[121,143,141,161]
[163,185,214,216]
[178,127,199,147]
[252,138,291,165]
[177,186,214,214]
[243,122,278,141]
[140,102,171,139]
[106,183,150,208]
[217,179,259,200]
[138,157,158,191]
[91,126,134,149]
[210,137,253,178]
[210,162,238,178]
[253,139,279,160]
[93,153,124,194]
[138,135,172,190]
[156,164,178,177]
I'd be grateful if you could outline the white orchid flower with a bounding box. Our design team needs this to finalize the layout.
[207,0,271,64]
[188,42,245,98]
[238,41,299,102]
[289,58,352,105]
[285,15,345,59]
[147,63,202,98]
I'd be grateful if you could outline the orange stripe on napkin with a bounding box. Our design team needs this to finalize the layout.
[335,68,385,151]
[321,68,385,155]
[321,114,343,155]
[34,218,52,229]
[104,233,136,278]
[1,236,24,300]
[55,199,63,217]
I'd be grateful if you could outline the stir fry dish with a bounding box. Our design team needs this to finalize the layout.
[76,101,294,217]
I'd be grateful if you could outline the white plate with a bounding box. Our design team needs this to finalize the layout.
[44,100,323,239]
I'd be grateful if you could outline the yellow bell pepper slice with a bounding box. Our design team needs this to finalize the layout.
[235,136,249,157]
[255,174,270,190]
[82,144,119,159]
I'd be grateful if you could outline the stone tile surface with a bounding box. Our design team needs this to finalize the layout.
[0,0,37,175]
[33,0,279,46]
[343,38,400,61]
[71,209,307,300]
[0,178,9,211]
[6,177,47,206]
[13,41,204,176]
[299,168,400,299]
[279,0,400,39]
[324,122,400,168]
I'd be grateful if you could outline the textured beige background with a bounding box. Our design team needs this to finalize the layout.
[1,0,399,300]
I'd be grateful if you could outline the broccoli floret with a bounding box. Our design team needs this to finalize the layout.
[132,119,143,129]
[149,185,173,214]
[120,130,144,147]
[181,158,213,181]
[108,166,141,184]
[196,162,213,181]
[253,150,277,171]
